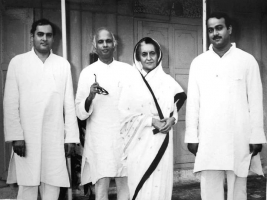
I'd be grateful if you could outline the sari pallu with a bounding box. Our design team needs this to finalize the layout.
[119,40,185,200]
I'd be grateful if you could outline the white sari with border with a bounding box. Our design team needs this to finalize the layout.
[119,48,184,199]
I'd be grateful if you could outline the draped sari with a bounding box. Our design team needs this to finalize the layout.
[118,38,186,200]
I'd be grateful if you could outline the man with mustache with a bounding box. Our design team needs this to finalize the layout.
[185,12,266,200]
[75,27,131,200]
[4,18,79,199]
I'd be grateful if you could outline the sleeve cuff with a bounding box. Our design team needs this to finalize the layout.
[249,128,267,144]
[64,137,80,144]
[184,129,199,143]
[77,98,93,120]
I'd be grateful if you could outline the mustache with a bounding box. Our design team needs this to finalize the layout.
[213,36,222,40]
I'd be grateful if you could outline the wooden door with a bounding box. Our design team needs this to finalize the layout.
[0,8,33,180]
[135,19,202,169]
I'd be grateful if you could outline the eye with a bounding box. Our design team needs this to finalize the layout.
[207,28,213,34]
[106,39,113,44]
[141,52,148,57]
[46,33,53,38]
[37,32,44,37]
[150,51,156,56]
[97,40,103,44]
[216,26,223,31]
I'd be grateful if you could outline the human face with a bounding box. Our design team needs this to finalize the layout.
[32,25,54,54]
[95,30,115,63]
[207,17,232,50]
[139,42,158,73]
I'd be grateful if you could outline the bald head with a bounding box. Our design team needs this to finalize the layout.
[92,28,117,64]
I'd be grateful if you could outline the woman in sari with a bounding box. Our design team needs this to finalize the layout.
[119,37,187,200]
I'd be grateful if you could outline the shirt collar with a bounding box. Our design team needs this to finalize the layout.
[98,58,115,66]
[31,48,53,61]
[209,43,236,57]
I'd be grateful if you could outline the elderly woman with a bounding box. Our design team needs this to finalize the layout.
[119,37,186,200]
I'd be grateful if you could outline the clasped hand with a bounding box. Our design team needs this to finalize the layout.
[152,117,175,134]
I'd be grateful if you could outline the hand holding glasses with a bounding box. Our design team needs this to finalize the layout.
[94,74,109,95]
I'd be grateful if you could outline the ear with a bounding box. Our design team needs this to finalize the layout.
[228,25,232,35]
[30,34,33,46]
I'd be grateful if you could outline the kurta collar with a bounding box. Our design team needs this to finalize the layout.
[31,48,53,63]
[97,58,115,66]
[209,43,236,57]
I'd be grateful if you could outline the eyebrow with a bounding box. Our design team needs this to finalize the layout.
[97,39,112,41]
[208,24,224,28]
[36,31,53,34]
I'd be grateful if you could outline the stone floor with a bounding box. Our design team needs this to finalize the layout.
[0,175,265,200]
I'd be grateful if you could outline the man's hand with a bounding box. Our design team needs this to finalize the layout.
[187,143,199,156]
[85,82,100,112]
[159,117,176,134]
[89,82,100,99]
[249,144,262,157]
[64,143,76,157]
[12,140,26,157]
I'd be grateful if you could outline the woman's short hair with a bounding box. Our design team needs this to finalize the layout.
[30,18,56,36]
[135,37,160,61]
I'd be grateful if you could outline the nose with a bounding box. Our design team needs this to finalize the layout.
[147,53,151,60]
[103,41,107,47]
[213,29,219,35]
[42,34,47,40]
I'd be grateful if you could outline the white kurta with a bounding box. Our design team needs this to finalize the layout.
[185,44,266,177]
[4,49,80,187]
[75,59,132,185]
[119,63,184,200]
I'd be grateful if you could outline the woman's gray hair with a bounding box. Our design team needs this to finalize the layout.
[92,27,117,53]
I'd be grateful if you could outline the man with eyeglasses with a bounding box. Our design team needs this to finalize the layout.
[75,27,132,200]
[4,18,79,200]
[185,12,266,200]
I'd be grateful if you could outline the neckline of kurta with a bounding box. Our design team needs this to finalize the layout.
[209,43,236,58]
[97,58,115,67]
[31,48,53,65]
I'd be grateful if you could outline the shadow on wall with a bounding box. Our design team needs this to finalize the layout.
[116,34,124,59]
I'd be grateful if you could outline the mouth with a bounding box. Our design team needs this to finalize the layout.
[102,49,109,53]
[213,37,222,41]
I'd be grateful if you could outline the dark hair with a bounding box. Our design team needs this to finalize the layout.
[135,37,160,61]
[207,12,232,29]
[30,18,56,36]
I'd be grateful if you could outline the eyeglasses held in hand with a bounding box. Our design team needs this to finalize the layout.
[94,74,109,95]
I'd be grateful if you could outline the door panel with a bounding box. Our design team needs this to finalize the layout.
[0,8,33,180]
[135,19,202,169]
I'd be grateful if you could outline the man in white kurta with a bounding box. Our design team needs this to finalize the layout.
[185,12,266,200]
[4,19,79,200]
[75,28,130,200]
